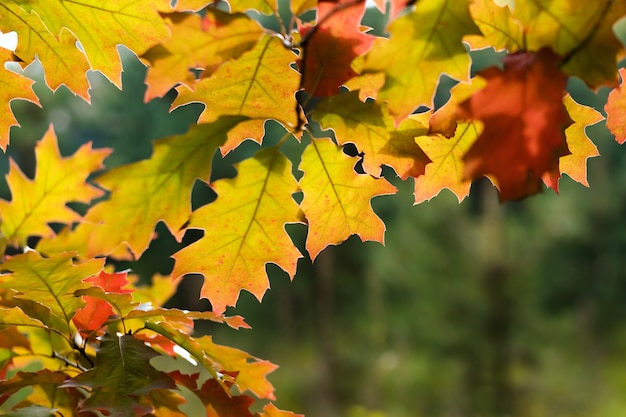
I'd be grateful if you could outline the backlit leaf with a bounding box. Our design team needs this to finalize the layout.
[0,252,103,334]
[0,127,109,247]
[605,67,626,144]
[360,0,480,121]
[228,0,277,14]
[173,35,300,153]
[0,49,38,149]
[299,0,376,96]
[15,0,171,89]
[0,2,90,97]
[313,91,430,178]
[458,48,571,201]
[173,147,303,314]
[465,0,524,51]
[259,403,304,417]
[142,10,263,100]
[0,307,46,330]
[299,137,397,259]
[0,370,69,407]
[543,95,602,191]
[515,0,626,87]
[64,334,175,415]
[414,122,481,204]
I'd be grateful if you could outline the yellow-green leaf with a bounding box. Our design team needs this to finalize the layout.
[15,0,171,89]
[172,147,303,314]
[0,251,103,335]
[414,122,481,204]
[142,10,263,100]
[0,127,109,247]
[466,0,524,51]
[40,118,244,259]
[360,0,480,121]
[299,137,397,260]
[173,35,300,153]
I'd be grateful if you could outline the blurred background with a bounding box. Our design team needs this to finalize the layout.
[3,2,626,417]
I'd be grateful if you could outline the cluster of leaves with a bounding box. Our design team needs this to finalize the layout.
[0,0,625,415]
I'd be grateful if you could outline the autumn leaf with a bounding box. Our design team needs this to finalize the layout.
[514,0,626,87]
[605,67,626,144]
[0,49,38,149]
[15,0,171,90]
[458,48,571,201]
[0,2,91,98]
[0,307,47,330]
[543,95,602,191]
[259,403,305,417]
[360,0,480,122]
[299,0,376,96]
[291,0,317,16]
[64,334,175,415]
[227,0,277,14]
[465,0,524,52]
[313,91,430,178]
[173,35,300,153]
[172,147,303,314]
[142,10,263,100]
[0,252,103,335]
[0,127,109,247]
[179,376,256,417]
[39,118,243,259]
[72,271,134,337]
[299,137,397,259]
[0,370,69,407]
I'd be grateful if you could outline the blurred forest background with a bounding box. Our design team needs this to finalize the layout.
[3,3,626,417]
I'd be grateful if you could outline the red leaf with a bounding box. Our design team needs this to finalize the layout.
[300,0,376,96]
[458,48,572,201]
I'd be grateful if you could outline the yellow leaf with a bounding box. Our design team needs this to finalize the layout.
[360,0,480,121]
[40,118,244,259]
[172,147,303,314]
[173,35,300,153]
[227,0,277,14]
[313,91,430,179]
[515,0,626,87]
[0,127,109,247]
[15,0,170,89]
[142,10,263,100]
[1,3,90,97]
[466,0,524,51]
[0,49,38,149]
[299,137,397,260]
[414,122,482,204]
[544,95,601,189]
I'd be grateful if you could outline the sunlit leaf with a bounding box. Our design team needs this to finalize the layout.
[299,137,397,259]
[173,147,303,314]
[605,67,626,144]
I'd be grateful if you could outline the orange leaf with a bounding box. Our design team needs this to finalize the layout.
[0,127,109,247]
[259,403,304,417]
[142,10,263,100]
[605,67,626,144]
[299,137,397,259]
[172,147,303,314]
[0,49,38,149]
[173,35,300,153]
[543,95,602,191]
[299,0,376,96]
[458,48,571,201]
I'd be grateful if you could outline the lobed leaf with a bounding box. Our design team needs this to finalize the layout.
[173,147,303,314]
[605,67,626,144]
[0,127,109,248]
[299,137,397,259]
[173,35,300,153]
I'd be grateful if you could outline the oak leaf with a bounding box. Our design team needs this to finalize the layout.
[360,0,480,121]
[543,95,602,191]
[172,147,303,314]
[15,0,170,90]
[514,0,626,87]
[299,0,376,96]
[0,127,109,247]
[299,137,397,259]
[142,10,263,100]
[605,67,626,144]
[173,35,300,154]
[313,91,430,179]
[0,49,38,149]
[0,252,103,335]
[458,48,571,201]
